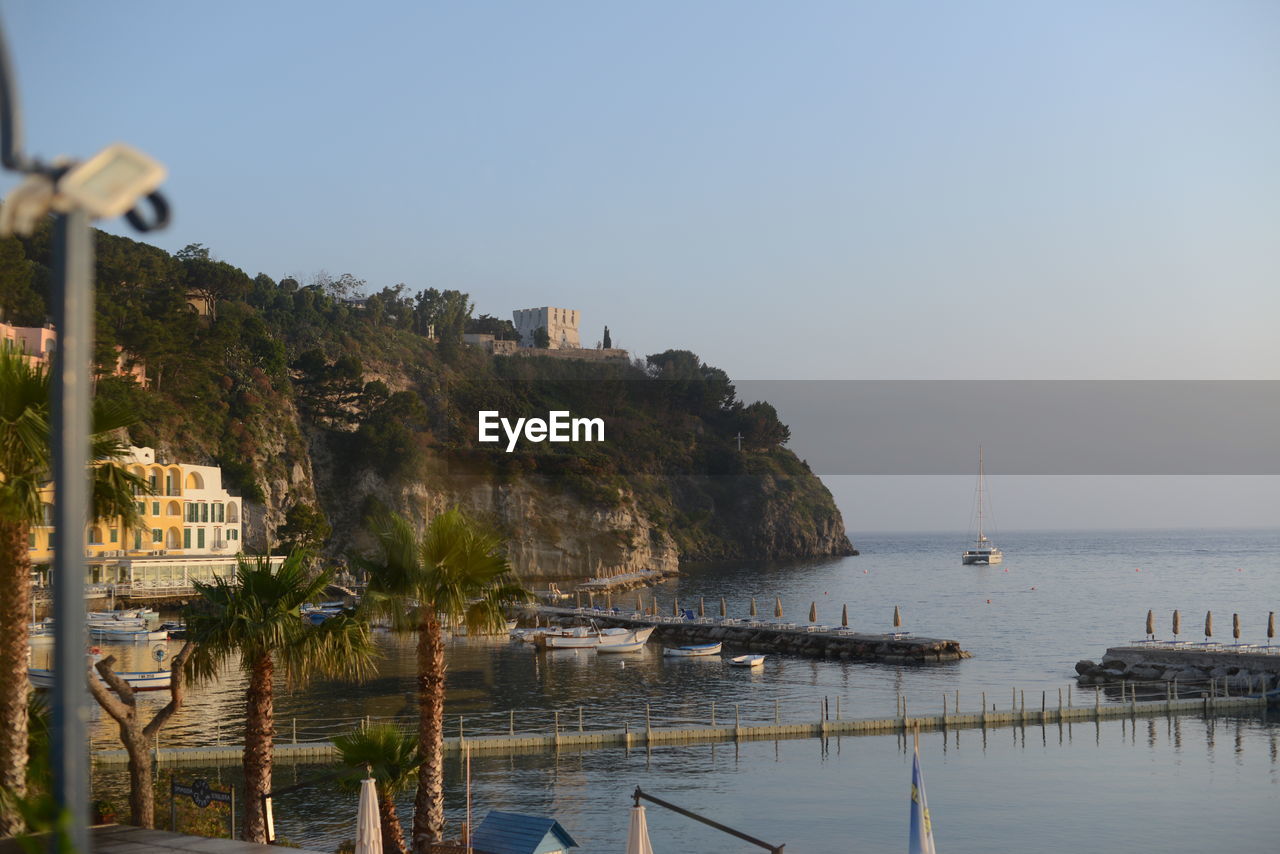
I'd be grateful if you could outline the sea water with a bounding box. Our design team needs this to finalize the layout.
[81,528,1280,852]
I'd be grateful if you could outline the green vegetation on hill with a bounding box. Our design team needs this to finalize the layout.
[0,225,853,562]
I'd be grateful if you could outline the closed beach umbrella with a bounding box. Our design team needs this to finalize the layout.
[699,596,705,618]
[1146,610,1154,638]
[1204,611,1213,639]
[673,596,680,617]
[1172,610,1181,638]
[576,590,582,608]
[587,591,594,609]
[841,603,849,628]
[606,591,612,610]
[626,804,655,854]
[354,776,382,854]
[1269,612,1275,646]
[809,602,817,623]
[635,593,643,613]
[1233,613,1241,640]
[774,597,784,619]
[719,596,727,618]
[750,597,758,617]
[893,606,902,628]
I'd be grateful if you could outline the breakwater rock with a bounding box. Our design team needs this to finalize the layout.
[538,611,969,663]
[1076,645,1280,692]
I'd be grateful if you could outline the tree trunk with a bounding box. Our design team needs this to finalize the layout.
[411,614,446,854]
[242,653,275,843]
[0,519,31,837]
[88,642,194,829]
[121,728,154,827]
[380,794,408,854]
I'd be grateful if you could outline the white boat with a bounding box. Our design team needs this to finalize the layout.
[962,447,1003,565]
[663,642,722,657]
[89,626,169,642]
[29,667,171,691]
[542,625,654,650]
[728,654,765,667]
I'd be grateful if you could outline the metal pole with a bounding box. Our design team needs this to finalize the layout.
[51,209,93,852]
[633,786,785,853]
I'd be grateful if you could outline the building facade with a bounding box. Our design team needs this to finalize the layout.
[28,446,252,589]
[1,319,148,386]
[512,307,581,349]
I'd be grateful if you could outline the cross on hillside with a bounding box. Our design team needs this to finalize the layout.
[734,432,743,451]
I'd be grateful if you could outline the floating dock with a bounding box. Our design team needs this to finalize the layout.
[529,606,969,663]
[94,688,1269,767]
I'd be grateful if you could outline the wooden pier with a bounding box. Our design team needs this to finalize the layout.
[530,606,969,663]
[93,689,1269,767]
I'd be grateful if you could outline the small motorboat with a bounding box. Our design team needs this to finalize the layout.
[663,642,722,657]
[596,639,646,653]
[728,654,765,667]
[29,667,171,691]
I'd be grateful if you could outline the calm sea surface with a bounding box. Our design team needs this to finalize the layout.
[72,528,1280,852]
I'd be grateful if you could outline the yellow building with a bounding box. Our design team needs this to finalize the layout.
[28,446,262,592]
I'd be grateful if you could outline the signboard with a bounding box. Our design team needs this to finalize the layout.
[171,777,235,837]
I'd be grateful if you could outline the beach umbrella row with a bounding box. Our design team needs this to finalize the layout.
[1161,609,1277,643]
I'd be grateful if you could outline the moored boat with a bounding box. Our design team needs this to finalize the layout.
[663,642,722,657]
[29,667,171,691]
[541,625,654,650]
[962,447,1003,565]
[89,626,169,642]
[728,654,765,667]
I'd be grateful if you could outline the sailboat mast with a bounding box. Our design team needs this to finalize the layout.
[976,446,985,542]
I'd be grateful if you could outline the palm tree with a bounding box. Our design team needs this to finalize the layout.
[185,553,376,843]
[360,509,531,853]
[334,723,421,854]
[0,346,144,836]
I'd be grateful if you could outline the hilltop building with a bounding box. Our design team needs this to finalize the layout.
[512,307,581,349]
[28,446,257,590]
[462,332,519,355]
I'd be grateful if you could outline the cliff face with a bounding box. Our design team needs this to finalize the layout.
[306,446,851,580]
[328,469,682,580]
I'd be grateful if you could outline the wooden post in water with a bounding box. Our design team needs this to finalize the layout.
[1020,690,1025,723]
[578,707,583,733]
[735,704,741,738]
[942,694,947,723]
[292,718,297,744]
[981,691,987,726]
[775,699,780,726]
[1095,687,1101,720]
[836,696,841,720]
[711,701,716,727]
[645,704,651,742]
[1058,688,1063,719]
[1068,685,1072,707]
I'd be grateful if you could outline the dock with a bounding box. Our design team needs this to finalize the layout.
[1077,643,1280,692]
[528,606,969,663]
[93,688,1270,767]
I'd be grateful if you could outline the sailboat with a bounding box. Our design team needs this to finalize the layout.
[962,447,1003,565]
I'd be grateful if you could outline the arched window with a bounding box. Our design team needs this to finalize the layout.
[166,527,181,549]
[185,471,205,490]
[41,503,53,526]
[227,502,239,523]
[167,500,181,516]
[88,527,103,544]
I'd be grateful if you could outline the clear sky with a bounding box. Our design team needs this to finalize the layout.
[2,1,1276,530]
